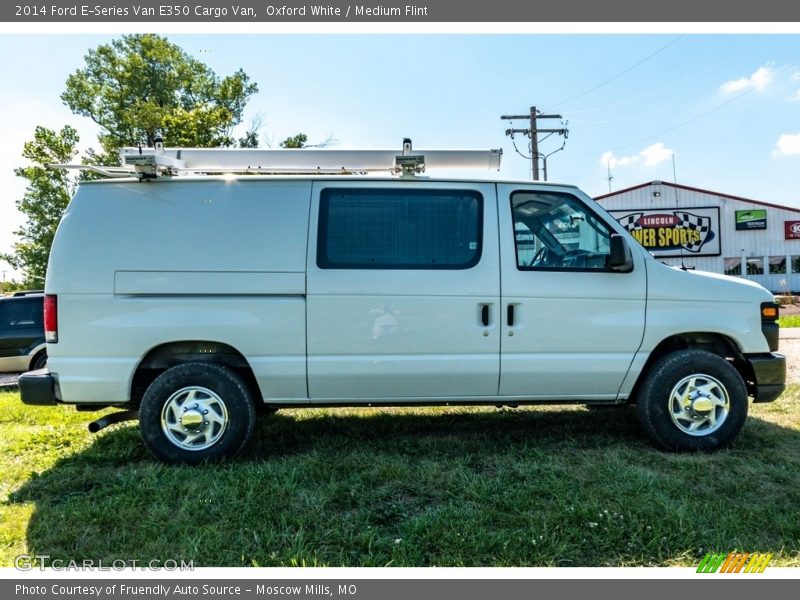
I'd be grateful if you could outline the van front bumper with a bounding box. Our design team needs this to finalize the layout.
[747,353,786,403]
[18,369,59,406]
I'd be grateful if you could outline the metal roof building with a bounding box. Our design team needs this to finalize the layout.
[596,181,800,293]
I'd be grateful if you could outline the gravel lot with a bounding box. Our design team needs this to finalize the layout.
[779,336,800,384]
[0,372,20,388]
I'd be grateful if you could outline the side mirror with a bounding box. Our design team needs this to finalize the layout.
[609,234,634,272]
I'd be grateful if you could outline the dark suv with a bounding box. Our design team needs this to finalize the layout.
[0,292,47,373]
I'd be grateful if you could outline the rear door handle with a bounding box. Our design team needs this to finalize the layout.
[507,304,515,327]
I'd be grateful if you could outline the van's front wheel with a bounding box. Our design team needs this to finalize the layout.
[637,349,748,451]
[139,363,256,464]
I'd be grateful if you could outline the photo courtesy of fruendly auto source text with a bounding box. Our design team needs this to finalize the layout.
[0,1,799,597]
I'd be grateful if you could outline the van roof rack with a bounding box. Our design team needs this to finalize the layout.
[48,139,502,180]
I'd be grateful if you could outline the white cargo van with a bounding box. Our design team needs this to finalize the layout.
[19,144,785,464]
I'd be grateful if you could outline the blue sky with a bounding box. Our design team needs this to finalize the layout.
[2,33,800,278]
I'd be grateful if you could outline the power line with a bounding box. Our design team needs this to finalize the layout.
[596,86,763,155]
[510,136,532,160]
[579,64,793,158]
[568,103,696,125]
[551,36,684,109]
[563,41,752,116]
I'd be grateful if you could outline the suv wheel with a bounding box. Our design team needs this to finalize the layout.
[30,351,47,371]
[139,362,256,464]
[637,349,748,451]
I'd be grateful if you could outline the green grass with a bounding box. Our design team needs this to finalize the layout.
[1,388,799,568]
[778,314,800,328]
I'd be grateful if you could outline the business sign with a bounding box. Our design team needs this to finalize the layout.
[735,209,767,230]
[610,207,720,257]
[785,221,800,240]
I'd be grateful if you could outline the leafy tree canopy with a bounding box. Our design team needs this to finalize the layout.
[61,34,258,161]
[5,35,322,283]
[0,126,79,287]
[280,133,308,149]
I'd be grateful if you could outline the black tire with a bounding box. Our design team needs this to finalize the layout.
[637,349,748,451]
[30,351,47,371]
[139,362,256,464]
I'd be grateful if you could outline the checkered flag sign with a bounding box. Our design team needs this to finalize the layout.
[675,211,711,253]
[619,212,644,232]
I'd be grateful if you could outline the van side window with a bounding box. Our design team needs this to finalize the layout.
[511,191,613,271]
[318,189,482,269]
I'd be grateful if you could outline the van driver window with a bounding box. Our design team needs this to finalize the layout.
[511,192,613,270]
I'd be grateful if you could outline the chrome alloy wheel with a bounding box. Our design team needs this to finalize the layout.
[160,386,229,451]
[668,374,730,436]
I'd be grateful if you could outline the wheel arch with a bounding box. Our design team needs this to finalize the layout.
[629,332,751,403]
[130,340,262,408]
[27,343,48,370]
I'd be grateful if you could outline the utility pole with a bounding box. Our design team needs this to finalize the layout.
[501,106,568,181]
[529,106,540,180]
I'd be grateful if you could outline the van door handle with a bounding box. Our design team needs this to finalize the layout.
[481,304,490,327]
[507,304,515,327]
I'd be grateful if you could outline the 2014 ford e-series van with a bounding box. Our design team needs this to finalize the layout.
[18,144,785,464]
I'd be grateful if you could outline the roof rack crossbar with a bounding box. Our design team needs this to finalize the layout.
[45,164,134,178]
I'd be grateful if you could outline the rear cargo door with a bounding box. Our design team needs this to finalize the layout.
[306,181,501,401]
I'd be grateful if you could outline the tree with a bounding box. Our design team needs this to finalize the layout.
[238,114,264,148]
[280,133,308,149]
[3,36,263,281]
[0,126,79,288]
[279,133,338,149]
[5,36,324,281]
[0,278,28,295]
[61,34,258,161]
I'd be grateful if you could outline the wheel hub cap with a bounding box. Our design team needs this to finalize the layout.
[691,396,714,412]
[160,386,229,451]
[180,410,204,430]
[668,373,730,436]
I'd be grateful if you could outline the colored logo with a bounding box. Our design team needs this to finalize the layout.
[735,209,767,231]
[785,220,800,240]
[616,211,714,254]
[696,552,772,573]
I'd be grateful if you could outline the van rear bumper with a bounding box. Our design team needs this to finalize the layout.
[747,353,786,403]
[18,369,59,406]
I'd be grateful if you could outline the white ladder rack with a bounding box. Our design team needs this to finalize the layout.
[48,139,502,179]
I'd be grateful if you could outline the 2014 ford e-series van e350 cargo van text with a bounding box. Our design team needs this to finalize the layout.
[18,143,786,464]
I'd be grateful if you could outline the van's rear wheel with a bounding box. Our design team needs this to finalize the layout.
[637,349,748,451]
[139,362,256,464]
